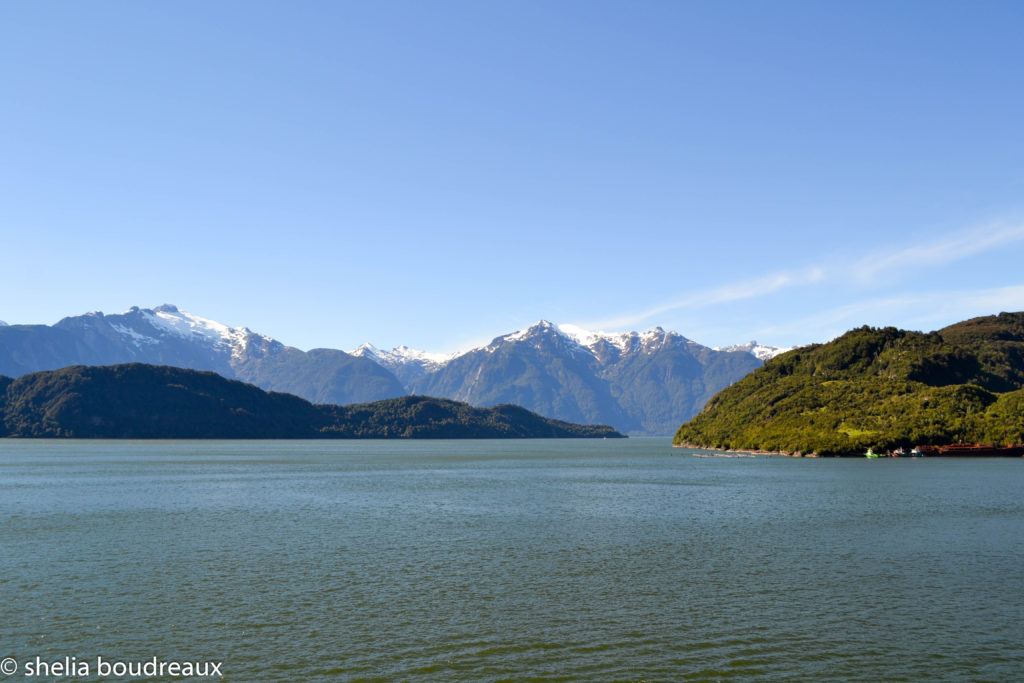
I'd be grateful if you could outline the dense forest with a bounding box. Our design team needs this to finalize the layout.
[0,364,623,439]
[674,312,1024,455]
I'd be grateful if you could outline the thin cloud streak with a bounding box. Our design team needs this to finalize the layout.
[851,221,1024,284]
[581,267,826,331]
[587,218,1024,336]
[749,285,1024,344]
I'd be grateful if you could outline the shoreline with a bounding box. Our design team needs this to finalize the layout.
[673,442,819,457]
[673,442,1024,458]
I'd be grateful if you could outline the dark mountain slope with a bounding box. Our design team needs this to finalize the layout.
[232,347,406,405]
[321,396,623,439]
[603,339,760,434]
[0,364,622,439]
[936,312,1024,391]
[0,364,322,438]
[0,323,153,377]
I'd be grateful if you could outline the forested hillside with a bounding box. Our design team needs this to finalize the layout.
[674,313,1024,455]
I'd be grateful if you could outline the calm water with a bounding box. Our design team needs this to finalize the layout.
[1,439,1022,682]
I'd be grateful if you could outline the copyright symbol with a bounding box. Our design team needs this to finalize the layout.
[0,658,17,675]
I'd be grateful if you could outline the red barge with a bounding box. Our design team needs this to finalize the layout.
[922,443,1024,457]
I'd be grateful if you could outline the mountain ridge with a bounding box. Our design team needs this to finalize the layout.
[0,305,783,435]
[0,305,405,406]
[352,321,789,374]
[408,320,764,434]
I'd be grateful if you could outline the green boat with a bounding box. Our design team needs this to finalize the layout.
[865,448,880,458]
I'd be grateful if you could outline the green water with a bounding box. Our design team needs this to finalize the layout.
[1,439,1022,681]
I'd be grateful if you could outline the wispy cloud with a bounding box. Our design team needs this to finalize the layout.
[587,218,1024,336]
[748,285,1024,344]
[745,295,928,343]
[898,284,1024,329]
[851,221,1024,284]
[581,267,825,331]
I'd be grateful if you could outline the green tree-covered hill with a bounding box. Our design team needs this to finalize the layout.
[0,364,623,439]
[674,312,1024,455]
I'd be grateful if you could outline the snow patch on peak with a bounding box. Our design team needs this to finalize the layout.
[638,327,669,346]
[558,324,686,353]
[111,323,158,347]
[141,305,269,361]
[351,343,454,367]
[351,342,456,382]
[351,342,382,357]
[557,323,617,349]
[503,320,564,343]
[490,321,589,355]
[715,341,792,361]
[391,345,456,365]
[145,306,235,344]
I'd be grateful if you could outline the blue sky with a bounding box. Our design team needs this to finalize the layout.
[3,1,1023,353]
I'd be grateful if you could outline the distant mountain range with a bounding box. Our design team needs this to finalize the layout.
[398,321,780,435]
[0,305,789,435]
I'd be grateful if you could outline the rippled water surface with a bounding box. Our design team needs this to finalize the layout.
[2,439,1023,681]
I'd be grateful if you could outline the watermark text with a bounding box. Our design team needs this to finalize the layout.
[1,656,222,678]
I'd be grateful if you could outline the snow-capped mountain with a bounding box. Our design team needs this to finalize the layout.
[407,320,763,435]
[714,340,792,361]
[349,343,455,384]
[1,307,783,435]
[134,304,272,361]
[479,321,703,363]
[0,305,405,405]
[355,320,774,376]
[104,304,276,362]
[345,319,780,434]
